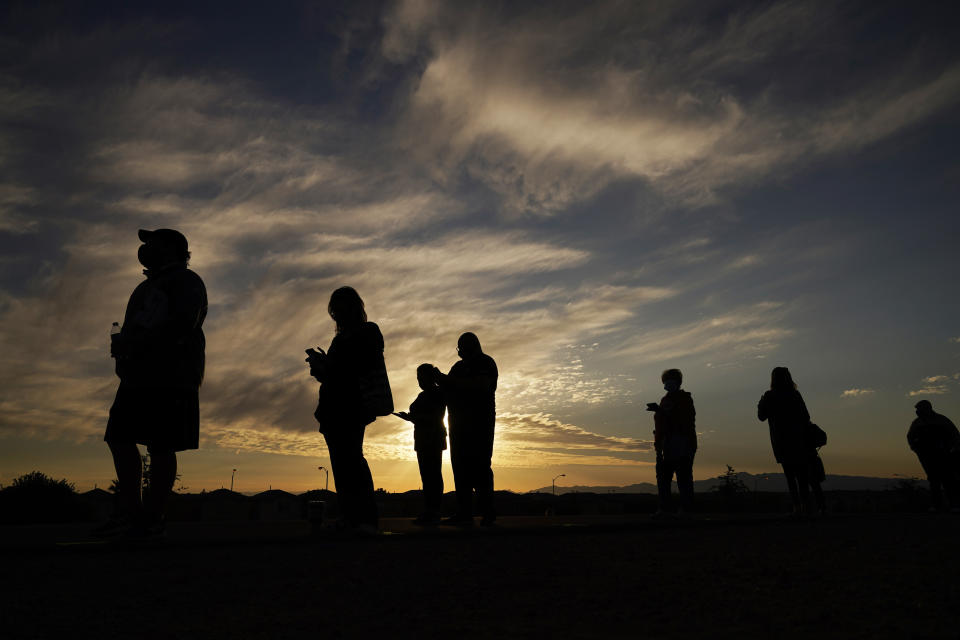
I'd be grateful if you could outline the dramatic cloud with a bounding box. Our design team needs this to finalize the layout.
[384,0,960,213]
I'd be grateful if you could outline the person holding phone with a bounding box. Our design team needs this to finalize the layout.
[308,287,387,534]
[647,368,697,514]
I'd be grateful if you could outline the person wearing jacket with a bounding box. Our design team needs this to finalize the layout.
[436,332,498,526]
[650,368,697,514]
[758,367,823,514]
[394,363,447,525]
[100,228,207,538]
[309,286,387,533]
[908,400,960,511]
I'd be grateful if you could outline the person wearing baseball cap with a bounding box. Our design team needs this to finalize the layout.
[908,400,960,512]
[97,228,207,538]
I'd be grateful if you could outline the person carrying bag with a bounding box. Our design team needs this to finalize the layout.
[307,287,392,533]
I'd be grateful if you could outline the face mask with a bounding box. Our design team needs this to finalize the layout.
[664,380,680,392]
[138,243,161,269]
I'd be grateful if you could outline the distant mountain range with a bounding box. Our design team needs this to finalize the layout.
[532,471,909,495]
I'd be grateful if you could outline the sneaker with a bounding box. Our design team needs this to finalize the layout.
[92,516,132,538]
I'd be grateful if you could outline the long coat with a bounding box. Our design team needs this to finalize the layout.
[758,389,810,465]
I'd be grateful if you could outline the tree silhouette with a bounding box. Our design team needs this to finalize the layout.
[714,465,749,496]
[10,470,75,492]
[0,471,88,523]
[714,465,749,512]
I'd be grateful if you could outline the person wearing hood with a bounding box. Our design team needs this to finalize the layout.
[648,368,697,514]
[99,228,207,538]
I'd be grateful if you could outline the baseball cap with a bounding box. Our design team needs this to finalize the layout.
[138,228,188,253]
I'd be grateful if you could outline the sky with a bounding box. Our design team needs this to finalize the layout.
[1,0,959,494]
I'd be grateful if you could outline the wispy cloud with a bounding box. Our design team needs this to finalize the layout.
[618,302,792,363]
[204,410,654,469]
[907,374,960,398]
[494,412,654,467]
[384,0,960,214]
[841,388,875,398]
[908,387,949,397]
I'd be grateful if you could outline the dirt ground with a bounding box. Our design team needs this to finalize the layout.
[3,513,959,639]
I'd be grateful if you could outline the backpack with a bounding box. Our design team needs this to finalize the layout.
[806,422,827,449]
[359,355,394,417]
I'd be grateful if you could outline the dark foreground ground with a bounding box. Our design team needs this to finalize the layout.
[3,513,959,639]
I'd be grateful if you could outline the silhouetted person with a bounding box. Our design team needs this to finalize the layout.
[394,363,447,525]
[908,400,960,511]
[647,369,697,514]
[99,229,207,538]
[436,332,498,526]
[309,286,390,533]
[758,367,824,515]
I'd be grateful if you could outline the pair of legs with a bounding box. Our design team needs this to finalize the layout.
[781,461,824,513]
[323,423,378,528]
[416,446,444,517]
[655,453,695,513]
[108,441,176,524]
[105,383,198,527]
[449,426,495,522]
[917,451,960,510]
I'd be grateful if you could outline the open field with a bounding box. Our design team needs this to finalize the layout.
[3,514,959,639]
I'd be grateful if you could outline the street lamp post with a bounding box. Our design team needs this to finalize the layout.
[318,466,329,491]
[230,468,237,492]
[552,473,566,497]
